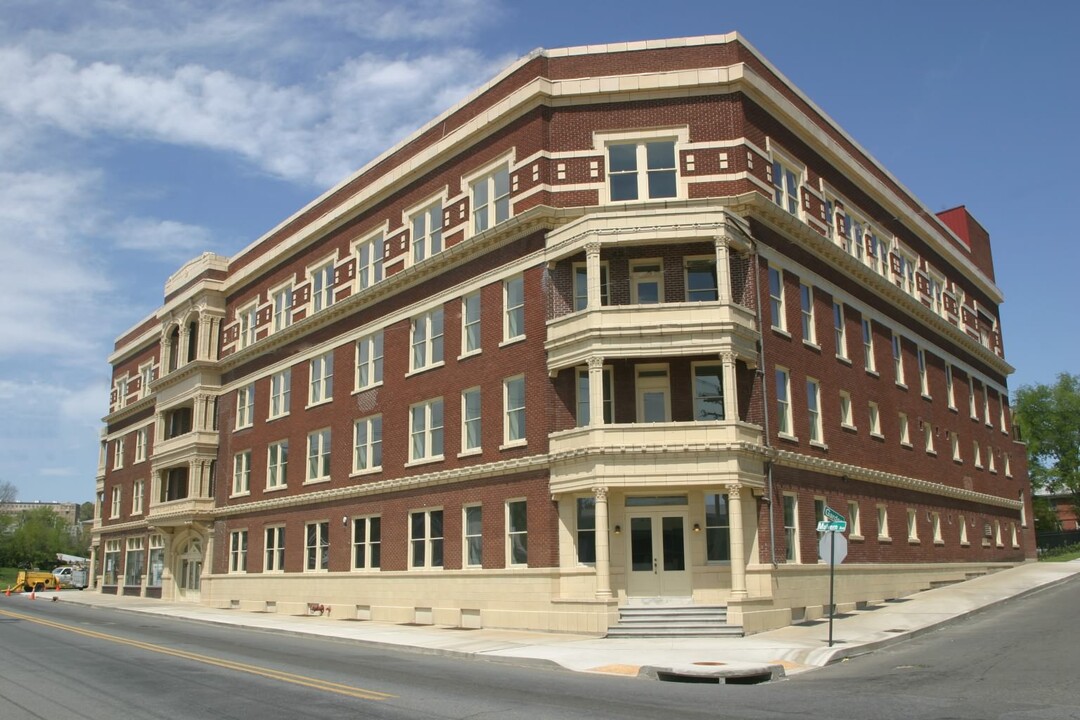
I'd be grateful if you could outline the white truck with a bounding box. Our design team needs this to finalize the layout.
[53,554,90,589]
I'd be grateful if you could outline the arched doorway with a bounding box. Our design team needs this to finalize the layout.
[175,538,203,601]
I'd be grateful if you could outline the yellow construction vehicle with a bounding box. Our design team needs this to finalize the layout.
[5,570,61,593]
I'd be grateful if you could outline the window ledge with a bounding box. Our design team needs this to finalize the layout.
[922,393,933,401]
[352,382,384,396]
[404,456,445,469]
[974,463,984,470]
[499,336,526,348]
[457,448,483,459]
[849,534,865,542]
[303,477,331,485]
[900,441,913,449]
[777,431,799,444]
[235,423,254,432]
[961,541,971,547]
[349,467,382,478]
[809,440,828,451]
[934,540,945,546]
[772,327,791,339]
[499,440,528,451]
[877,536,892,544]
[803,340,821,351]
[865,369,880,378]
[841,423,858,432]
[953,458,964,465]
[926,449,938,457]
[267,411,290,423]
[457,350,482,361]
[264,485,288,493]
[305,398,333,410]
[947,405,958,413]
[405,361,445,379]
[895,381,908,391]
[908,538,921,545]
[229,492,251,499]
[870,432,885,441]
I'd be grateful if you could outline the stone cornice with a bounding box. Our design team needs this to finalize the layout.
[770,447,1022,511]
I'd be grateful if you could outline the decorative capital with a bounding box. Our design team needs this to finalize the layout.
[586,356,605,370]
[720,350,737,365]
[592,486,608,502]
[728,483,743,499]
[584,241,602,257]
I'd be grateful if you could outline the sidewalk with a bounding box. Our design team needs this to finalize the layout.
[10,561,1079,682]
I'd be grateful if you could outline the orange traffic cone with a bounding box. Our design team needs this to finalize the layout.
[4,587,9,597]
[29,588,35,600]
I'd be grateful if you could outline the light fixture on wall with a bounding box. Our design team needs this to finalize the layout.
[613,525,621,535]
[342,515,348,526]
[693,523,701,533]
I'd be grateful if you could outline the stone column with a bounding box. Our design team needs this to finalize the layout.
[585,241,602,310]
[178,327,191,368]
[88,544,99,591]
[593,486,612,599]
[714,235,732,304]
[721,351,738,423]
[728,484,748,599]
[587,356,606,427]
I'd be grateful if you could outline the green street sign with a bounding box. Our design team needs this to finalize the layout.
[824,506,845,523]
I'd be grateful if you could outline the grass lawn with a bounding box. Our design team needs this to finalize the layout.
[0,567,21,589]
[1041,548,1080,562]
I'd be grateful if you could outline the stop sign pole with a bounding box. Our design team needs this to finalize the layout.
[817,512,848,648]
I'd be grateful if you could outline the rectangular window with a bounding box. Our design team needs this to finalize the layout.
[461,388,482,453]
[973,441,983,468]
[783,493,799,562]
[124,538,145,586]
[983,386,992,427]
[238,303,257,350]
[636,365,671,423]
[410,398,444,462]
[305,521,330,572]
[471,165,511,234]
[573,262,610,311]
[800,284,815,344]
[833,302,847,359]
[507,500,528,566]
[768,266,785,330]
[877,504,889,539]
[771,158,801,215]
[705,493,731,562]
[807,379,822,443]
[1005,454,1012,477]
[862,319,876,372]
[307,429,331,482]
[946,364,956,409]
[148,534,164,587]
[988,446,997,473]
[353,415,382,473]
[847,500,861,537]
[134,428,147,463]
[951,431,961,462]
[576,497,596,564]
[236,384,254,429]
[1000,398,1009,433]
[411,202,443,264]
[631,259,664,304]
[892,333,904,385]
[114,438,124,470]
[839,390,854,428]
[309,352,334,405]
[776,368,792,436]
[265,526,285,572]
[504,276,525,341]
[504,375,526,445]
[576,366,613,426]
[869,401,881,437]
[411,308,445,371]
[103,540,121,585]
[969,382,978,419]
[272,284,293,332]
[907,509,918,542]
[232,450,251,495]
[461,292,481,355]
[269,369,291,419]
[693,364,725,421]
[311,260,335,313]
[410,509,444,568]
[139,363,154,398]
[899,412,910,446]
[608,140,677,201]
[355,330,384,390]
[959,515,969,545]
[924,422,936,454]
[932,512,943,544]
[918,348,930,396]
[110,486,121,518]
[352,516,381,570]
[355,233,384,290]
[131,479,144,515]
[267,440,288,489]
[229,530,248,573]
[685,258,718,302]
[463,505,482,567]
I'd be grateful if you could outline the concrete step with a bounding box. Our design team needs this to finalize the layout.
[607,605,743,638]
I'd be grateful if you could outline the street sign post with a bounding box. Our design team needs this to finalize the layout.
[819,506,848,647]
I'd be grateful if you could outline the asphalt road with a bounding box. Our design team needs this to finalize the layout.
[1,574,1077,720]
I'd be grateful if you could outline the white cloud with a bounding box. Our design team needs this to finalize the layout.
[111,218,216,260]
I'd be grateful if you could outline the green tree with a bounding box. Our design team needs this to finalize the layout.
[1014,373,1080,495]
[1031,495,1062,532]
[0,508,85,569]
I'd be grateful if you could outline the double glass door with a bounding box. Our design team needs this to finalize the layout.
[626,512,690,597]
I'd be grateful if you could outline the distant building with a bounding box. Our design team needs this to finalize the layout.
[93,34,1035,635]
[0,501,80,525]
[1040,492,1079,531]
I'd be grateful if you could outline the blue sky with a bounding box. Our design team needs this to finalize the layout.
[1,1,1076,503]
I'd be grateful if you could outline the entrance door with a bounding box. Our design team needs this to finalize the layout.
[176,539,202,601]
[626,512,691,597]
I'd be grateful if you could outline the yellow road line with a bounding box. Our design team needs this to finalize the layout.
[0,607,394,702]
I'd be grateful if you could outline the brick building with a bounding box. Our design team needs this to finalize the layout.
[92,34,1034,634]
